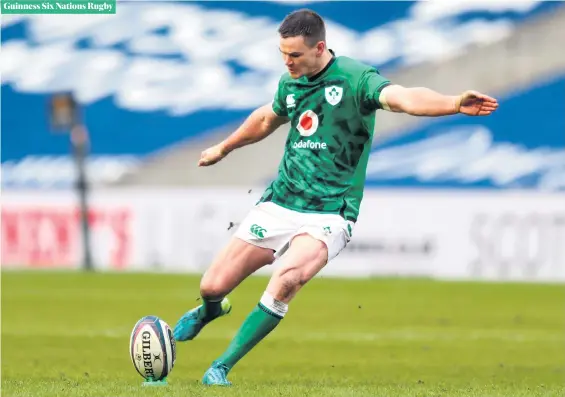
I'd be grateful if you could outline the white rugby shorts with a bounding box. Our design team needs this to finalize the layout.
[234,201,354,262]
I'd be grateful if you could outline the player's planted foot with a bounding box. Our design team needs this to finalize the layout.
[202,361,232,386]
[173,297,232,342]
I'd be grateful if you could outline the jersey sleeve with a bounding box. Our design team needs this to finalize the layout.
[271,76,288,117]
[357,68,391,113]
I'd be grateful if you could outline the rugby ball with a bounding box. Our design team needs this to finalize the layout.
[129,315,176,381]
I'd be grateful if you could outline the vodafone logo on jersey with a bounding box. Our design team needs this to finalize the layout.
[296,110,319,137]
[294,110,327,150]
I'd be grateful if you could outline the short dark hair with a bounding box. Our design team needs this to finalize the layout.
[278,9,326,47]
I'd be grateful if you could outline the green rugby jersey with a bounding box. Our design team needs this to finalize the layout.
[259,54,391,222]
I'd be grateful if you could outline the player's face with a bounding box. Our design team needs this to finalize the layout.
[279,35,324,79]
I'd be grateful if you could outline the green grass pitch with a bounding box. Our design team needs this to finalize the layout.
[2,271,564,396]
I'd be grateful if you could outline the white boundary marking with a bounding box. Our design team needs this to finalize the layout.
[2,328,563,343]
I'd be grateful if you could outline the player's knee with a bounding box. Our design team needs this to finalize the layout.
[199,274,229,300]
[278,253,324,287]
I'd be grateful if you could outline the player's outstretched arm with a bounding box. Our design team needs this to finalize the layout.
[379,85,499,117]
[198,104,289,167]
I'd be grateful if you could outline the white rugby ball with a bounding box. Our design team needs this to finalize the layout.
[129,315,176,381]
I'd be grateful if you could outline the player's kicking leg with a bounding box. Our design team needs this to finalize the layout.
[173,236,275,342]
[202,224,348,386]
[175,201,297,344]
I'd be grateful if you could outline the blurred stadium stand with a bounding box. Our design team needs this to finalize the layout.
[2,1,564,189]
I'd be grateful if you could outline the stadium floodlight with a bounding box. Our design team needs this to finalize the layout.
[48,92,94,271]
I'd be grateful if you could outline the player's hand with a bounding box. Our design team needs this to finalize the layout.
[198,143,228,167]
[456,90,499,116]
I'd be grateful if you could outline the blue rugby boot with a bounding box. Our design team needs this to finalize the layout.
[173,297,232,342]
[202,361,232,386]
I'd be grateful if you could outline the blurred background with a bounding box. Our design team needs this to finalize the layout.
[2,0,564,282]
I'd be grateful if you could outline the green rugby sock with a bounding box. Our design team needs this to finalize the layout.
[216,292,288,369]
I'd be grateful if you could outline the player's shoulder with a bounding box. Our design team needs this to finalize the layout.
[274,72,294,94]
[277,71,293,85]
[334,56,378,77]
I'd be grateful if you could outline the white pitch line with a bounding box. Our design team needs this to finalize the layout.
[2,328,563,343]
